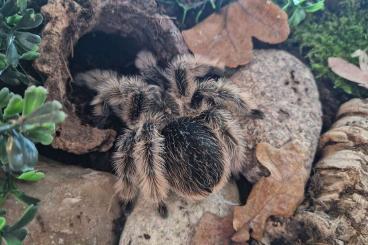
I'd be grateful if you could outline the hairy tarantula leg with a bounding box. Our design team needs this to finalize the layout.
[134,116,170,218]
[169,54,226,84]
[135,50,172,90]
[192,80,264,120]
[113,130,139,214]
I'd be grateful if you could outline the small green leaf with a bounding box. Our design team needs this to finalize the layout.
[22,86,47,116]
[19,50,39,60]
[0,135,8,164]
[17,170,45,182]
[15,31,41,51]
[3,94,23,119]
[0,53,8,70]
[6,14,23,26]
[0,0,18,17]
[3,234,22,245]
[23,123,55,145]
[0,88,11,108]
[304,1,325,13]
[6,42,20,68]
[15,9,43,30]
[24,101,66,125]
[8,204,37,232]
[11,190,39,205]
[288,7,306,27]
[0,216,6,231]
[6,130,38,172]
[11,227,28,241]
[16,0,27,11]
[0,67,32,85]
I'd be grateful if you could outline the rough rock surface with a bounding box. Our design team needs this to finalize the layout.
[265,98,368,244]
[231,49,322,172]
[34,0,187,154]
[120,183,239,245]
[4,158,121,245]
[120,50,322,244]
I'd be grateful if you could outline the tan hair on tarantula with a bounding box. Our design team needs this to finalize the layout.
[74,51,269,217]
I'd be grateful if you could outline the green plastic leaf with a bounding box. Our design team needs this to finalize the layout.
[3,234,22,245]
[0,87,11,108]
[304,1,325,13]
[11,189,39,205]
[6,14,23,26]
[3,94,23,118]
[16,0,27,11]
[292,0,306,5]
[0,135,8,164]
[6,130,38,172]
[0,216,6,231]
[0,53,8,70]
[15,31,41,51]
[23,123,55,145]
[0,0,18,17]
[11,228,28,241]
[15,9,43,30]
[19,50,39,60]
[22,86,47,116]
[8,204,37,232]
[289,7,306,27]
[0,67,32,85]
[24,101,66,125]
[6,42,20,68]
[17,170,45,182]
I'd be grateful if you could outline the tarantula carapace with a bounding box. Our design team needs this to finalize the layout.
[75,51,269,217]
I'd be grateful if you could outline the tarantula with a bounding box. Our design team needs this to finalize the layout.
[75,52,269,217]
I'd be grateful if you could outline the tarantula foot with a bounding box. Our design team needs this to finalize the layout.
[259,164,271,177]
[157,202,168,219]
[122,200,136,215]
[249,109,265,119]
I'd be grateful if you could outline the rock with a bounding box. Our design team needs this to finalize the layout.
[4,158,121,245]
[231,49,322,172]
[120,183,239,245]
[34,0,187,154]
[120,50,322,244]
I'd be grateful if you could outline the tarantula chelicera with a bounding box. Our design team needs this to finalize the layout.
[75,51,269,217]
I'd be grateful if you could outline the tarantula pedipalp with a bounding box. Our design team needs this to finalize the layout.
[75,53,268,217]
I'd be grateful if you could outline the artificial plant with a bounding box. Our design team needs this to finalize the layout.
[0,86,66,244]
[0,0,43,85]
[0,1,65,244]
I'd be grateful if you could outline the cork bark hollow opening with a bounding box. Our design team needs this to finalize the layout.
[35,0,187,155]
[68,31,145,130]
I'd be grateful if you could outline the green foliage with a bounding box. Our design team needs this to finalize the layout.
[273,0,325,27]
[0,0,43,85]
[0,86,66,172]
[0,86,66,244]
[289,0,368,96]
[158,0,225,24]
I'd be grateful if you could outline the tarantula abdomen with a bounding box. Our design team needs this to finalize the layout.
[161,117,230,199]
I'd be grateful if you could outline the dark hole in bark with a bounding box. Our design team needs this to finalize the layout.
[68,31,144,130]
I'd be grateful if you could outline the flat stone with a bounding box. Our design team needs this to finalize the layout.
[4,158,120,245]
[120,183,239,245]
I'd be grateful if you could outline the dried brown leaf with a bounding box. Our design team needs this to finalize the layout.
[328,57,368,88]
[182,0,290,68]
[232,141,309,242]
[192,213,235,245]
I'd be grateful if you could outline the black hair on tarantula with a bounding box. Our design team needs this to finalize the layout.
[74,51,269,218]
